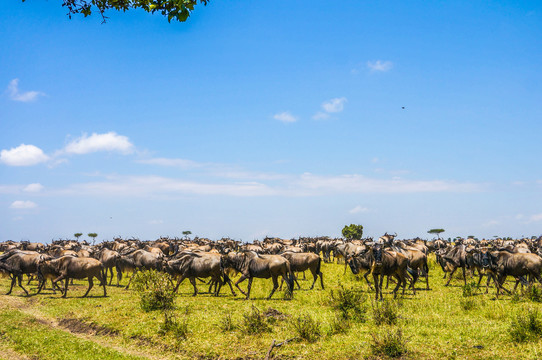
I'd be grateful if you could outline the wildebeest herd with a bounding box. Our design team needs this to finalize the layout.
[1,234,542,300]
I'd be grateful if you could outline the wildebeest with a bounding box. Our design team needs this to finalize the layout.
[279,252,323,290]
[0,250,50,296]
[37,256,107,298]
[221,251,295,300]
[346,249,375,290]
[370,245,410,300]
[487,250,542,296]
[117,249,163,289]
[97,248,121,286]
[163,251,235,296]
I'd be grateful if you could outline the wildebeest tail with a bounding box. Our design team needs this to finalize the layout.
[286,262,295,296]
[406,266,417,278]
[315,256,322,275]
[423,257,429,275]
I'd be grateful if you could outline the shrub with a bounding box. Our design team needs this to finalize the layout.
[462,281,477,297]
[459,297,477,311]
[509,307,542,342]
[327,314,350,336]
[219,313,236,332]
[132,270,176,312]
[241,305,272,335]
[370,327,408,358]
[330,283,367,322]
[524,285,542,303]
[372,299,399,325]
[159,309,189,339]
[292,314,321,343]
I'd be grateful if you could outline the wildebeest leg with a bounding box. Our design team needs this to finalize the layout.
[392,273,402,298]
[234,275,248,297]
[363,269,374,290]
[116,264,122,286]
[445,266,457,286]
[189,277,198,296]
[17,274,29,296]
[385,275,390,289]
[293,274,301,290]
[108,267,114,286]
[6,274,17,295]
[373,274,381,300]
[223,274,236,296]
[173,275,187,293]
[83,277,94,297]
[309,268,318,290]
[462,266,467,286]
[26,274,34,285]
[125,269,140,290]
[245,277,253,300]
[267,276,279,300]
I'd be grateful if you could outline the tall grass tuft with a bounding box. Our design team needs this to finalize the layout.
[291,313,321,343]
[241,305,272,335]
[219,313,236,332]
[372,299,399,325]
[370,327,408,358]
[509,307,542,342]
[330,282,367,322]
[462,281,478,297]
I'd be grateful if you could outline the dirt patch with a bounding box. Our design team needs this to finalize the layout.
[57,318,119,336]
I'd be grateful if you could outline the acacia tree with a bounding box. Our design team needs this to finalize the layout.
[21,0,209,22]
[74,232,83,241]
[88,232,98,244]
[182,230,192,240]
[342,224,364,240]
[427,229,445,239]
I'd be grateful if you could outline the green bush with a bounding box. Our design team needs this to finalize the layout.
[372,299,399,325]
[219,313,236,332]
[159,309,189,339]
[327,314,350,336]
[292,314,321,343]
[459,297,477,311]
[330,283,367,322]
[370,328,408,358]
[132,270,176,312]
[462,281,477,297]
[509,307,542,342]
[241,306,272,335]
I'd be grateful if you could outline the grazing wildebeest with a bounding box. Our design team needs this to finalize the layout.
[279,252,323,290]
[370,245,410,300]
[438,245,468,286]
[0,250,50,296]
[394,242,429,290]
[221,251,294,300]
[163,251,235,296]
[487,250,542,296]
[38,256,107,298]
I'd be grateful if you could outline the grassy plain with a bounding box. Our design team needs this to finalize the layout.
[0,255,541,359]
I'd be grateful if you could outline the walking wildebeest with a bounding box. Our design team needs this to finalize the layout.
[117,249,163,289]
[221,251,295,300]
[38,256,107,298]
[279,252,324,290]
[346,249,375,290]
[370,245,410,300]
[163,251,235,296]
[487,250,542,296]
[0,250,51,296]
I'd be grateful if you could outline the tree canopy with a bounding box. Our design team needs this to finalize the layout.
[23,0,209,22]
[342,224,364,240]
[427,228,445,239]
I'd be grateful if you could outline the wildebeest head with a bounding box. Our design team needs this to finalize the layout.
[372,245,383,266]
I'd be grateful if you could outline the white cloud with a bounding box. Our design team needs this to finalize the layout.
[64,132,134,155]
[312,111,329,120]
[482,220,499,227]
[322,97,347,113]
[23,183,44,192]
[273,112,297,123]
[0,144,50,166]
[349,205,369,214]
[149,219,164,225]
[367,60,393,72]
[7,79,45,102]
[10,200,37,209]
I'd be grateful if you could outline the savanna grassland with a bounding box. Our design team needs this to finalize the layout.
[0,256,541,360]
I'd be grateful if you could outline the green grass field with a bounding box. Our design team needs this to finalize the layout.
[1,256,541,359]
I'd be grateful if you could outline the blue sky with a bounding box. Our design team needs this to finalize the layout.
[1,1,541,242]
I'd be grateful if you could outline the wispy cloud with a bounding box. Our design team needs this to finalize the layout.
[10,200,38,209]
[273,111,297,123]
[527,213,542,223]
[23,183,44,192]
[313,97,347,120]
[64,132,134,155]
[0,144,50,166]
[367,60,393,72]
[6,79,45,102]
[349,205,369,214]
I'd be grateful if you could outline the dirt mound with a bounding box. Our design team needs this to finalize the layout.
[57,317,119,336]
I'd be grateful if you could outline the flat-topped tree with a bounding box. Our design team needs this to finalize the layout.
[88,233,98,245]
[427,229,445,239]
[74,233,83,241]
